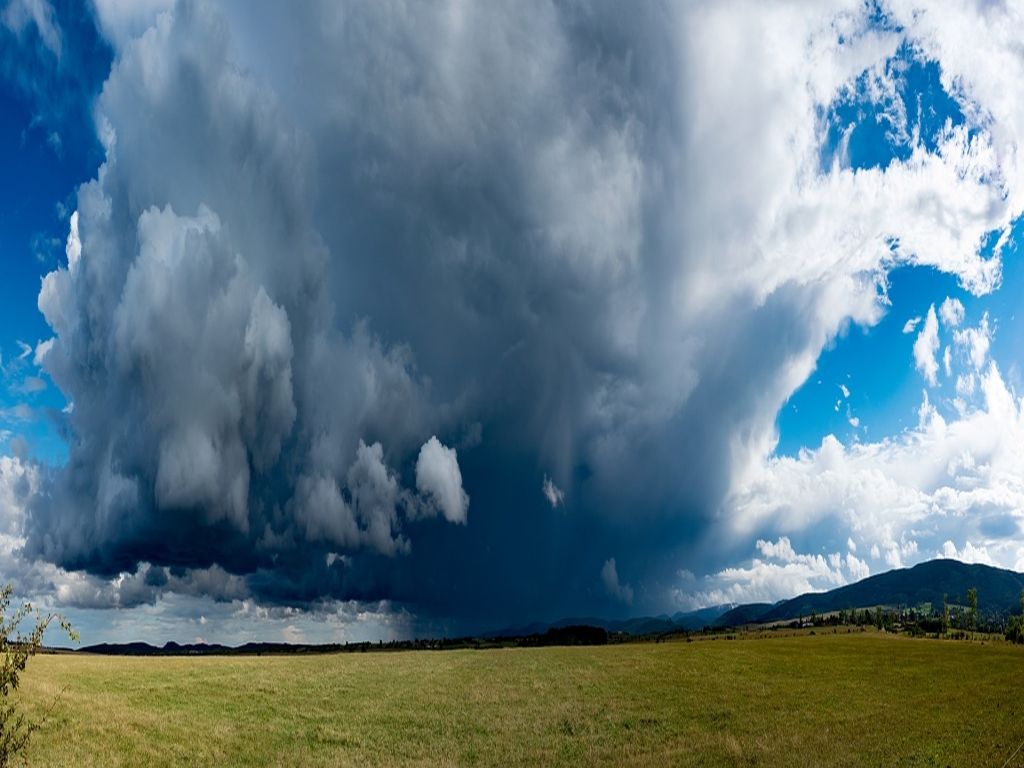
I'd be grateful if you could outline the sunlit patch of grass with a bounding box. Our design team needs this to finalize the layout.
[15,632,1024,766]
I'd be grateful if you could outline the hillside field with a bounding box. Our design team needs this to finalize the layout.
[16,631,1024,766]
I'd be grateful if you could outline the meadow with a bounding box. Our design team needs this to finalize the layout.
[17,631,1024,766]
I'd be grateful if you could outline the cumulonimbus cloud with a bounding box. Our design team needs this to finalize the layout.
[10,0,1024,625]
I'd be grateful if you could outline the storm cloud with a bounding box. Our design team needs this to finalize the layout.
[15,0,1024,629]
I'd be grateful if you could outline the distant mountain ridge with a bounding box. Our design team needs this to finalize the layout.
[72,559,1024,654]
[79,641,348,656]
[490,559,1024,635]
[484,604,734,639]
[753,558,1024,623]
[713,602,776,628]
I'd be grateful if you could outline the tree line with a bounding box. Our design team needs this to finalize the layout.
[798,587,1024,642]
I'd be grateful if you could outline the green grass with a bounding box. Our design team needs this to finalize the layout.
[15,631,1024,766]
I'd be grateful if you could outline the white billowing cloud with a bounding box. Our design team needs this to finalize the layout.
[601,558,633,605]
[291,438,422,556]
[90,205,297,530]
[32,338,53,366]
[956,373,977,399]
[0,454,36,537]
[89,0,173,48]
[953,313,992,372]
[943,346,952,378]
[913,305,940,386]
[903,316,922,334]
[729,362,1024,583]
[2,0,60,58]
[886,0,1024,243]
[884,538,919,569]
[291,471,359,550]
[65,210,80,269]
[756,536,799,562]
[840,384,850,398]
[542,475,565,508]
[415,437,468,525]
[679,536,870,609]
[940,539,995,566]
[0,454,247,612]
[846,552,870,581]
[51,561,248,610]
[848,416,860,428]
[939,296,965,328]
[347,440,412,554]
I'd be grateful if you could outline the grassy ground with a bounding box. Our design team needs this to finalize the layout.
[14,630,1024,766]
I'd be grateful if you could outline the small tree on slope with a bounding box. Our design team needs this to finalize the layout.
[966,587,978,632]
[1006,589,1024,645]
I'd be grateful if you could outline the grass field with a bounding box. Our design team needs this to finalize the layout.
[15,631,1024,766]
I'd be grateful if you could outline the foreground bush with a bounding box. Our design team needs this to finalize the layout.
[0,585,75,767]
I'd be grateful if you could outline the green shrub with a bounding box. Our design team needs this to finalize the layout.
[0,585,76,767]
[1005,615,1024,645]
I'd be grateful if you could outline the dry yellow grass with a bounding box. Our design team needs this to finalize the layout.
[15,631,1024,766]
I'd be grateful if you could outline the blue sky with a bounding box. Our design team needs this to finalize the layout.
[0,0,108,463]
[778,49,1023,456]
[3,1,1024,644]
[778,251,1024,455]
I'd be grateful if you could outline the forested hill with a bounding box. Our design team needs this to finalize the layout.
[752,559,1024,624]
